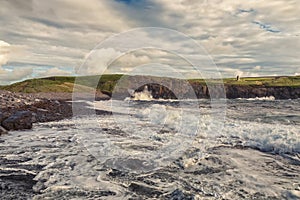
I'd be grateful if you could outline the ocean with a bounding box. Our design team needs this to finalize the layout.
[1,98,300,199]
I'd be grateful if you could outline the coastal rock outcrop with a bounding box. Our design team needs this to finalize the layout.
[0,90,73,132]
[110,76,300,100]
[224,85,300,99]
[116,82,300,100]
[2,111,33,131]
[0,112,8,135]
[0,126,8,135]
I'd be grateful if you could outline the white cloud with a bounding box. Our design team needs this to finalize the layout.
[0,40,33,84]
[0,0,299,83]
[120,67,131,72]
[0,67,33,84]
[37,67,72,77]
[221,67,259,78]
[253,65,261,70]
[0,40,10,67]
[78,48,122,75]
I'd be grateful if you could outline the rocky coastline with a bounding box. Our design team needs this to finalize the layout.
[0,90,112,134]
[141,83,300,100]
[0,88,299,199]
[0,91,74,135]
[110,76,300,100]
[112,83,300,100]
[1,83,299,134]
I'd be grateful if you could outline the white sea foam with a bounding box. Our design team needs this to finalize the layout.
[222,119,300,154]
[1,99,299,199]
[237,96,276,101]
[126,85,153,101]
[89,99,300,154]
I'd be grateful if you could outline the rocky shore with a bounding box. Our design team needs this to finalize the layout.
[0,88,299,199]
[1,82,299,133]
[0,91,74,134]
[110,76,300,100]
[0,90,110,134]
[0,99,299,199]
[145,83,300,99]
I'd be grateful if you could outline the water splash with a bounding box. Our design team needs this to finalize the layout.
[127,85,153,101]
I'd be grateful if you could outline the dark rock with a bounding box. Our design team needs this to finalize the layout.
[31,112,37,123]
[128,182,163,197]
[113,79,300,100]
[0,126,8,135]
[2,111,33,131]
[101,90,112,98]
[168,189,194,200]
[0,171,37,200]
[0,112,6,123]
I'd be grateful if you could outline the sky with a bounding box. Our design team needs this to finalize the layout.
[0,0,299,84]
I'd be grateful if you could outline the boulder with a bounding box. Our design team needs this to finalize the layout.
[2,111,33,131]
[0,125,8,135]
[0,111,6,123]
[168,189,194,200]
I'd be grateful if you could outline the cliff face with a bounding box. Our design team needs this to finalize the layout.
[109,76,300,100]
[224,85,300,99]
[142,84,300,99]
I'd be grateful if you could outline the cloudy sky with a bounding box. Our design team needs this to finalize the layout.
[0,0,299,84]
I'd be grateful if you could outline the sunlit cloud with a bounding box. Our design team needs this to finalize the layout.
[0,0,299,84]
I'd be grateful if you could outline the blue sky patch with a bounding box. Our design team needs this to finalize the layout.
[252,21,280,33]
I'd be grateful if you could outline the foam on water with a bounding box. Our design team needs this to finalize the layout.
[126,86,153,101]
[89,99,300,155]
[81,100,206,173]
[1,99,299,199]
[237,95,276,101]
[76,99,300,182]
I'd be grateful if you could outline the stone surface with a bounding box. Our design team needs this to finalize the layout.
[168,189,194,200]
[0,90,74,132]
[110,76,300,100]
[0,126,8,135]
[0,112,6,123]
[2,111,33,131]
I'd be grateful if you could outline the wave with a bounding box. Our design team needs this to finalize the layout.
[237,96,276,101]
[126,86,153,101]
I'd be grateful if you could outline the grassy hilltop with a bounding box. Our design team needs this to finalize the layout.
[0,74,299,94]
[0,74,123,93]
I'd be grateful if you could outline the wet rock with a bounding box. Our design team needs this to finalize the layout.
[2,111,33,131]
[284,190,300,199]
[168,189,194,200]
[0,126,8,135]
[0,112,6,122]
[33,188,116,199]
[128,182,163,198]
[31,112,37,123]
[0,173,38,200]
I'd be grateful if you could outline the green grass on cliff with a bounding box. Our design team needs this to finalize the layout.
[0,74,123,93]
[0,74,299,93]
[0,77,74,93]
[223,76,300,87]
[191,76,300,87]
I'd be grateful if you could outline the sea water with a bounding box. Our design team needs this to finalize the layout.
[0,98,299,199]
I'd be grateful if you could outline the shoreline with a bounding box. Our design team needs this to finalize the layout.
[0,90,113,134]
[1,88,299,133]
[0,91,299,199]
[0,91,73,134]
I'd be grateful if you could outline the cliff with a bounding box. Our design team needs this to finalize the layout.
[130,83,300,100]
[111,76,300,100]
[1,75,299,100]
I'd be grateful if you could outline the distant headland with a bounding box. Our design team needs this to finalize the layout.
[1,74,299,100]
[0,74,299,133]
